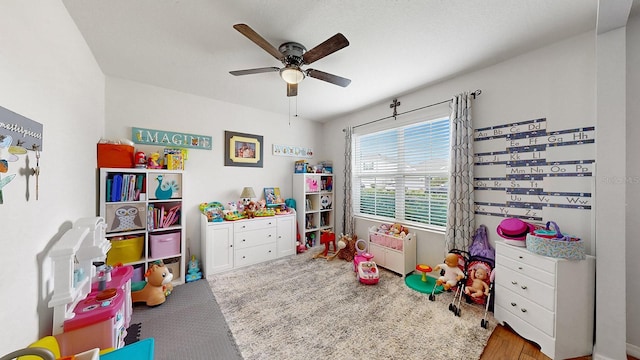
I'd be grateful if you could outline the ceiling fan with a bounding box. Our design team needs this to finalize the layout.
[229,23,351,97]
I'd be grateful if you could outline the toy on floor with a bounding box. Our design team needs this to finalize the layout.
[434,252,465,291]
[328,233,357,261]
[186,255,203,282]
[313,230,337,259]
[357,261,379,285]
[131,261,173,306]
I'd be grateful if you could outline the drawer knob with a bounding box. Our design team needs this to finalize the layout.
[518,266,523,270]
[511,281,518,285]
[242,256,246,259]
[521,285,527,290]
[242,239,246,242]
[511,302,517,307]
[268,234,272,238]
[521,308,527,313]
[242,225,246,229]
[519,255,523,259]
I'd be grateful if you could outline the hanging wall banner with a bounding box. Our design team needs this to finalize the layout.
[132,127,212,150]
[0,105,43,151]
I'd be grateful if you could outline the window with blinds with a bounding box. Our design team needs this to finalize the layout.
[352,116,450,228]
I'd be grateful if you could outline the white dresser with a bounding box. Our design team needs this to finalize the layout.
[494,241,595,359]
[200,213,296,277]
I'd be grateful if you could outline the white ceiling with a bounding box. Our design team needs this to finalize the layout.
[61,0,627,122]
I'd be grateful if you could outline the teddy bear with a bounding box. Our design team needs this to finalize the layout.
[434,253,465,291]
[464,266,490,298]
[131,261,174,306]
[390,223,407,238]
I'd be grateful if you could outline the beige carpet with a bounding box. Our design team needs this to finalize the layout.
[209,249,495,360]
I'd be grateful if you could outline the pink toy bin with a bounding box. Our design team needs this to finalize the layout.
[149,231,181,258]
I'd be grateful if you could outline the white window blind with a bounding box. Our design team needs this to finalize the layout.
[352,116,450,228]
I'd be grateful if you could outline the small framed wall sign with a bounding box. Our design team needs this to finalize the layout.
[224,131,264,167]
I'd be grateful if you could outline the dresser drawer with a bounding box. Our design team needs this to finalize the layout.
[495,284,555,337]
[234,218,276,232]
[235,243,277,268]
[496,241,556,274]
[235,228,277,249]
[495,266,555,311]
[496,253,555,286]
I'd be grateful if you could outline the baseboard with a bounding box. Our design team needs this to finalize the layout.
[628,342,640,358]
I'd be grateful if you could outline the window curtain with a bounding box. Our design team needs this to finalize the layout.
[445,92,475,251]
[342,126,355,235]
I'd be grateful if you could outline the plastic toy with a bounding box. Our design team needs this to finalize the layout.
[186,255,203,282]
[131,261,173,306]
[434,253,465,290]
[134,151,147,168]
[357,261,379,285]
[147,152,162,169]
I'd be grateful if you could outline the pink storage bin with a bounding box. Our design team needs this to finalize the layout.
[149,231,181,258]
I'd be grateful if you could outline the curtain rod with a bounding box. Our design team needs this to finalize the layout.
[343,89,481,131]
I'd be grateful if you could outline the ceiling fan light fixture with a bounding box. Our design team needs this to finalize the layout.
[280,66,305,84]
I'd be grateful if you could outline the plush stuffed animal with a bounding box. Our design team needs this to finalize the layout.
[464,267,490,298]
[329,234,357,261]
[434,253,464,291]
[131,261,174,306]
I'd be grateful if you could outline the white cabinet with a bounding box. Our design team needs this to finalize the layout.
[200,221,234,275]
[494,241,595,359]
[292,173,334,247]
[367,229,416,277]
[276,215,296,258]
[200,213,296,278]
[98,168,185,285]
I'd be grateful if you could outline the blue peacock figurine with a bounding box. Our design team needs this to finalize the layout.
[155,175,180,200]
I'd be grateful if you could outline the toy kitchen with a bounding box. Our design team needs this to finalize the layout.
[48,217,134,355]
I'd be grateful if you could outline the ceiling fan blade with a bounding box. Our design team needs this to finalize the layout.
[287,83,298,97]
[233,24,284,61]
[302,33,349,65]
[306,69,351,87]
[229,67,280,76]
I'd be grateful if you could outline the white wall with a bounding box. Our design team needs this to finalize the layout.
[0,0,105,354]
[325,31,597,270]
[626,13,640,357]
[104,77,323,260]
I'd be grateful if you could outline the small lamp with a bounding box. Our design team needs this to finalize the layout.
[240,187,256,206]
[280,65,305,84]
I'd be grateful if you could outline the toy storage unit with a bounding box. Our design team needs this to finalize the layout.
[200,213,296,277]
[98,168,186,285]
[494,241,595,359]
[367,227,416,277]
[292,173,334,248]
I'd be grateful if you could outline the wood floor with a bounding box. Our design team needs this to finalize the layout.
[480,324,639,360]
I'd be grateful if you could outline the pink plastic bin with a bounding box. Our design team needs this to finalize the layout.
[149,232,181,258]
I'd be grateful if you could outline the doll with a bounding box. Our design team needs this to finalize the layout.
[434,253,464,290]
[464,267,490,298]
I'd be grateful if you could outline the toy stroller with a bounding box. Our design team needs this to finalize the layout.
[450,255,495,327]
[428,249,469,302]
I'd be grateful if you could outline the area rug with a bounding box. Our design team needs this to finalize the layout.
[209,249,495,360]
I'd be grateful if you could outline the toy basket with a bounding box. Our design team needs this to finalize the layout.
[525,221,585,260]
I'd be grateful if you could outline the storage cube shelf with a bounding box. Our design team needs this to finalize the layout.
[293,173,334,248]
[99,168,185,285]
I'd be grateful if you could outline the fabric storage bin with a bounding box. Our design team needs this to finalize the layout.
[106,236,144,266]
[97,143,134,168]
[131,265,145,282]
[164,259,181,279]
[525,221,585,260]
[149,232,181,258]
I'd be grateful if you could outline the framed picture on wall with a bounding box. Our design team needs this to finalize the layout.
[224,131,264,167]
